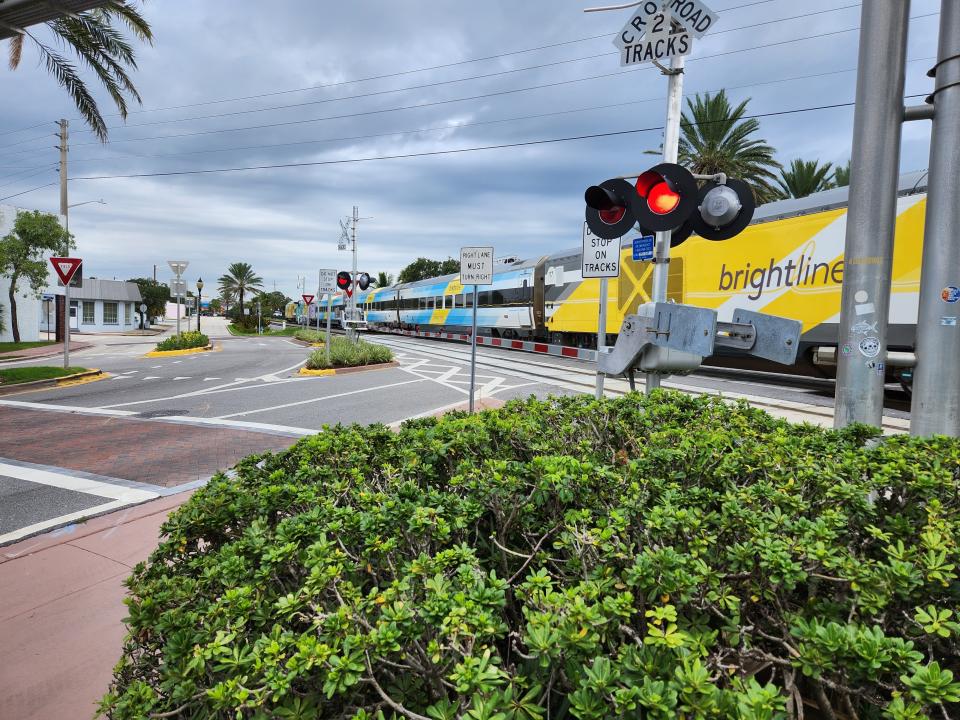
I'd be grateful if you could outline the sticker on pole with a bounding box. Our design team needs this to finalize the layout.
[318,269,337,295]
[50,257,82,285]
[632,235,655,261]
[582,223,620,278]
[460,247,494,285]
[302,294,315,305]
[941,286,960,303]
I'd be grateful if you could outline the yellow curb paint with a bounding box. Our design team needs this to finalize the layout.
[298,367,336,377]
[143,344,213,358]
[56,371,108,388]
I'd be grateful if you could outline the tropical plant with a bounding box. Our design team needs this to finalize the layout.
[375,271,393,288]
[679,90,782,204]
[154,330,208,352]
[305,336,392,369]
[0,210,72,342]
[217,262,263,323]
[208,298,222,315]
[6,1,153,142]
[777,158,835,199]
[834,160,851,187]
[100,392,960,720]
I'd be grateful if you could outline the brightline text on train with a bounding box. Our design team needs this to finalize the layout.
[719,255,844,300]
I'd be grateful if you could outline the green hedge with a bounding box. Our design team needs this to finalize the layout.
[101,393,960,720]
[305,336,392,369]
[155,330,209,351]
[294,328,325,343]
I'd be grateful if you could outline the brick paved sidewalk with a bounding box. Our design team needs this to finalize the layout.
[0,341,92,363]
[0,405,297,487]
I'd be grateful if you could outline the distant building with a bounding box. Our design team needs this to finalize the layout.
[41,278,144,334]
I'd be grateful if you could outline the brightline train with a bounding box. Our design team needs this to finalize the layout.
[292,173,928,381]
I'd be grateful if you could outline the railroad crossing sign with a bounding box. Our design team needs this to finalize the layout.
[613,0,717,66]
[318,268,337,295]
[663,0,719,38]
[582,223,620,278]
[302,294,315,305]
[50,256,82,286]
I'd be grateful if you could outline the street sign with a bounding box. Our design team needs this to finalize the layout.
[318,269,337,295]
[168,279,187,298]
[620,17,693,66]
[302,294,315,305]
[139,303,147,313]
[184,296,196,309]
[633,235,655,261]
[50,256,82,286]
[613,0,663,49]
[167,260,189,276]
[460,246,494,285]
[662,0,719,39]
[582,223,620,278]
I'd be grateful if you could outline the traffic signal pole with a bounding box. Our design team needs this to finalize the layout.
[911,0,960,437]
[833,1,910,429]
[646,53,685,395]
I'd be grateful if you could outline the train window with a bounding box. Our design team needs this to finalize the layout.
[463,292,473,308]
[427,296,435,310]
[491,290,505,305]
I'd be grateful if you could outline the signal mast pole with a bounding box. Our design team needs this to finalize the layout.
[646,53,685,394]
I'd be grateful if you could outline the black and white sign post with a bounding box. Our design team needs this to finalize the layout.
[318,268,337,365]
[582,223,621,399]
[587,0,718,394]
[460,246,494,412]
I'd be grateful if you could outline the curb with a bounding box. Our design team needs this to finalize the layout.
[298,360,399,377]
[143,343,214,358]
[291,338,326,348]
[0,368,105,396]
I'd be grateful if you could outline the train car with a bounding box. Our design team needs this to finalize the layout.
[362,172,927,382]
[284,301,299,323]
[359,286,399,327]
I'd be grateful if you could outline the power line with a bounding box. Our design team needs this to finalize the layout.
[68,97,925,184]
[0,132,54,152]
[71,4,864,137]
[61,58,933,167]
[0,121,51,139]
[0,182,57,203]
[0,166,53,189]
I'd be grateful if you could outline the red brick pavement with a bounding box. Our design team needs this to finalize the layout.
[0,406,299,487]
[0,341,91,362]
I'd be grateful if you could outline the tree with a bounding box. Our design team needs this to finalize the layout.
[375,272,394,288]
[257,290,289,317]
[217,262,263,322]
[397,257,461,284]
[679,90,782,205]
[0,210,72,342]
[776,158,835,199]
[127,277,169,320]
[209,298,222,315]
[7,1,153,142]
[834,161,851,188]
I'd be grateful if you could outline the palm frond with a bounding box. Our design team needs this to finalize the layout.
[8,34,24,70]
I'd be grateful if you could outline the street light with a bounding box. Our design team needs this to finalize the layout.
[196,277,203,332]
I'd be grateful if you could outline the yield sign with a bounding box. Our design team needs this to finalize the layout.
[50,257,82,285]
[302,294,315,305]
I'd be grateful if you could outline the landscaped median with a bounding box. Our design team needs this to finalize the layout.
[0,366,103,394]
[297,336,395,376]
[145,330,212,357]
[99,392,960,719]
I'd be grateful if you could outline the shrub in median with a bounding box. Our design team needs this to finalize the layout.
[305,336,392,369]
[101,393,960,720]
[155,330,209,352]
[294,328,325,344]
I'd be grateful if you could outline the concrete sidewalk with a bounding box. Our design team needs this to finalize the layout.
[0,341,93,363]
[0,493,191,720]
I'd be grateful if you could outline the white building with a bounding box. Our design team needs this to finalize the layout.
[41,279,143,334]
[0,204,41,343]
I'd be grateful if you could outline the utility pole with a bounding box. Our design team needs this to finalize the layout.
[57,119,70,370]
[833,2,910,429]
[910,0,960,437]
[646,54,685,394]
[351,205,358,337]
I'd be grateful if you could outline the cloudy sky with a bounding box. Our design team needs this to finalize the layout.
[0,0,940,298]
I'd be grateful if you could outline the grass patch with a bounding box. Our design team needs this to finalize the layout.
[305,336,392,369]
[0,341,56,354]
[228,324,299,337]
[155,331,209,352]
[0,366,88,384]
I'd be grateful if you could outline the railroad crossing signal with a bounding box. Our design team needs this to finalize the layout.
[336,271,353,297]
[584,162,755,245]
[357,272,371,291]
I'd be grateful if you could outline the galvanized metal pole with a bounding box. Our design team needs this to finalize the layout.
[469,285,479,412]
[911,0,960,437]
[326,294,332,365]
[58,119,71,369]
[647,54,685,395]
[351,205,358,341]
[595,277,608,399]
[834,1,910,429]
[176,269,181,336]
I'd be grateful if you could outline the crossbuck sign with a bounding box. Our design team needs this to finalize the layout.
[613,0,717,66]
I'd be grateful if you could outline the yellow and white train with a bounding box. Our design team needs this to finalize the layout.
[307,173,927,381]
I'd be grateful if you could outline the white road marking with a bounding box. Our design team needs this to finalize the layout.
[110,376,130,380]
[172,360,182,364]
[216,377,426,419]
[151,365,162,369]
[122,370,139,375]
[143,376,160,380]
[203,377,221,381]
[0,399,135,416]
[173,376,192,381]
[159,416,315,436]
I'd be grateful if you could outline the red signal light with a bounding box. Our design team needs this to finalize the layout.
[599,206,627,225]
[647,181,680,215]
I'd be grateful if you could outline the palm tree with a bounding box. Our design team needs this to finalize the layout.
[777,159,835,199]
[218,263,263,320]
[834,161,851,188]
[7,1,152,142]
[679,90,782,205]
[375,272,394,288]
